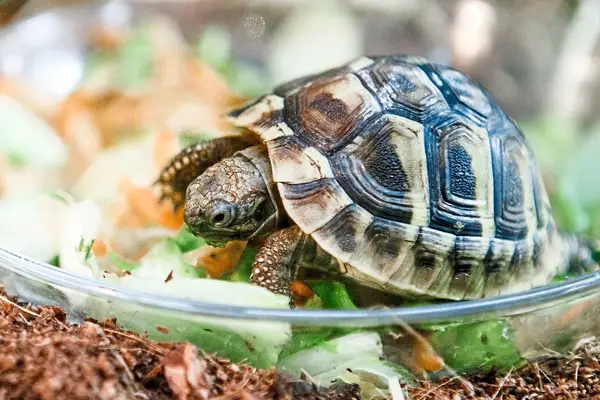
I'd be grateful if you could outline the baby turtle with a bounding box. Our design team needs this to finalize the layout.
[157,55,596,302]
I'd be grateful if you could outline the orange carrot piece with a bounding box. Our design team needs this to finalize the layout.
[89,25,123,52]
[115,178,183,230]
[152,130,178,175]
[92,239,108,257]
[290,280,315,299]
[412,338,444,372]
[186,59,235,108]
[54,90,93,138]
[197,241,247,279]
[156,204,184,230]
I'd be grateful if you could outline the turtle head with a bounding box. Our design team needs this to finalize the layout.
[184,146,281,242]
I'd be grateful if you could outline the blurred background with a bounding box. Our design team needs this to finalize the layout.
[4,0,599,122]
[0,0,599,258]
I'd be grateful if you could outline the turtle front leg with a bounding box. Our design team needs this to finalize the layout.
[251,226,305,304]
[156,136,256,208]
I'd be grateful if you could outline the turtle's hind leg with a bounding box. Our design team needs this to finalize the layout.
[155,136,255,208]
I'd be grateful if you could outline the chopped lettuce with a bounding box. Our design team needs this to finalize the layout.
[427,320,522,373]
[551,272,576,284]
[278,332,411,392]
[117,27,154,89]
[277,281,360,358]
[107,252,138,272]
[51,199,106,309]
[303,295,325,310]
[132,238,206,279]
[74,235,290,367]
[87,275,291,368]
[48,255,60,267]
[279,326,336,359]
[178,132,215,148]
[195,25,232,71]
[173,226,207,253]
[309,281,358,310]
[58,200,103,279]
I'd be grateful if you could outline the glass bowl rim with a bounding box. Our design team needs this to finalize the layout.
[1,0,599,326]
[2,246,599,325]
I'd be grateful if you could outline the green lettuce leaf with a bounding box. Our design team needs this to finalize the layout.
[173,226,207,253]
[427,320,522,373]
[132,238,206,279]
[88,277,291,368]
[309,281,358,310]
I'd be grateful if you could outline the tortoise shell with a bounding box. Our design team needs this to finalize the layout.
[227,55,564,300]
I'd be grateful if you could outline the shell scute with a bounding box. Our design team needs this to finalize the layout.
[346,217,421,293]
[491,131,538,240]
[437,66,492,119]
[406,227,456,296]
[356,58,446,120]
[286,73,382,154]
[226,94,295,142]
[429,119,495,237]
[278,178,353,234]
[268,136,334,184]
[311,204,372,263]
[447,236,490,299]
[332,114,429,226]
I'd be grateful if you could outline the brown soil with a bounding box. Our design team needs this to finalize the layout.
[0,288,359,400]
[2,287,600,400]
[408,343,600,400]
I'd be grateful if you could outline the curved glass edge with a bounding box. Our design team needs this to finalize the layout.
[0,0,598,326]
[2,247,600,326]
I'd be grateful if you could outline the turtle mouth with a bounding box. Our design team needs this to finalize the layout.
[188,225,250,242]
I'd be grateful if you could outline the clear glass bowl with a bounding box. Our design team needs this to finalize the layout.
[1,0,600,389]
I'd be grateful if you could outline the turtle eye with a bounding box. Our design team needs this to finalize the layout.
[210,203,236,227]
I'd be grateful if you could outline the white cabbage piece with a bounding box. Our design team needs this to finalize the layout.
[71,132,155,206]
[278,332,410,394]
[0,94,67,168]
[0,193,68,262]
[57,199,103,279]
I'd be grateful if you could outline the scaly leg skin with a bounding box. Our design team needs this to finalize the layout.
[155,136,256,208]
[251,226,305,307]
